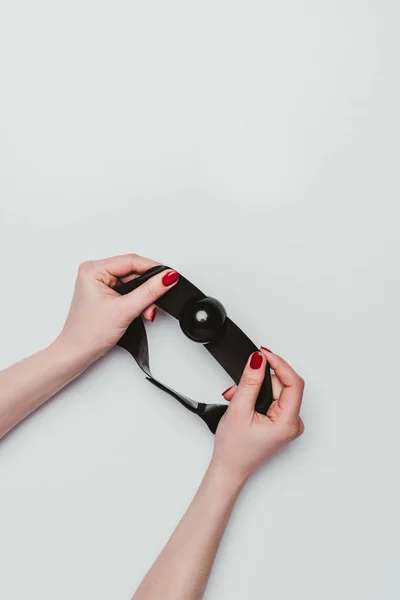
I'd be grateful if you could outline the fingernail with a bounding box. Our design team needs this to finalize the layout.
[162,270,179,287]
[221,385,234,396]
[250,351,263,370]
[260,346,273,353]
[150,307,157,322]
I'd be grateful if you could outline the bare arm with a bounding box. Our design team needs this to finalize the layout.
[133,348,305,600]
[0,339,93,438]
[134,462,242,600]
[0,254,179,440]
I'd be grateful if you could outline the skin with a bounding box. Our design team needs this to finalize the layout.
[0,253,176,439]
[0,253,305,600]
[132,349,305,600]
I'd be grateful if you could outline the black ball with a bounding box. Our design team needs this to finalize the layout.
[179,296,227,343]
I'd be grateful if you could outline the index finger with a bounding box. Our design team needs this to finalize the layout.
[96,253,159,278]
[260,349,305,415]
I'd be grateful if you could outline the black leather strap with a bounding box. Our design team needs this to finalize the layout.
[117,265,273,433]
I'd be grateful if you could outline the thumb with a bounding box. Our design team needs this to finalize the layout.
[229,351,266,415]
[118,269,179,320]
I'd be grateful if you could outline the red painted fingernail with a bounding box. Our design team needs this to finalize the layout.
[250,351,263,370]
[260,346,273,353]
[221,385,234,396]
[162,270,179,286]
[150,307,156,322]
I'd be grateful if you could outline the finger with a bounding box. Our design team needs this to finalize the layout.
[221,385,237,401]
[95,254,160,283]
[114,272,145,296]
[295,418,305,439]
[260,348,302,387]
[265,374,285,422]
[260,349,305,416]
[223,374,281,406]
[118,273,138,285]
[271,373,283,401]
[229,351,266,415]
[119,269,179,320]
[142,305,157,322]
[266,399,283,421]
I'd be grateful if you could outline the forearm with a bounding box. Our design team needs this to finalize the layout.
[0,336,94,439]
[133,460,244,600]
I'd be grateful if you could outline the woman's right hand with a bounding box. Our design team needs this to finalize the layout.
[212,348,305,485]
[58,253,179,363]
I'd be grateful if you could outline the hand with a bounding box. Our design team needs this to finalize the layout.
[58,253,179,362]
[212,348,305,485]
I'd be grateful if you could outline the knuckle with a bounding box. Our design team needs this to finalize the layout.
[241,373,261,389]
[283,422,300,442]
[295,375,305,390]
[145,280,159,301]
[78,260,95,275]
[226,403,243,421]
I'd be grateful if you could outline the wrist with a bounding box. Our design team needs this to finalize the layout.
[50,333,98,376]
[206,458,248,497]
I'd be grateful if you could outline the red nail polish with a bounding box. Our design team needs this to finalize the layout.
[250,351,263,370]
[221,385,234,396]
[162,270,179,287]
[150,307,156,322]
[260,346,273,353]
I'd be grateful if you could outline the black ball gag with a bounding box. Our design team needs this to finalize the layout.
[117,265,273,434]
[179,297,227,343]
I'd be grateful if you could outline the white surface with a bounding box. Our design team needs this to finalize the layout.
[0,1,399,599]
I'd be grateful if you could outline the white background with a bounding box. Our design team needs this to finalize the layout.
[1,1,399,599]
